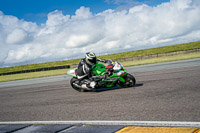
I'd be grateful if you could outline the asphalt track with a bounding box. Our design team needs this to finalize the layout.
[0,58,200,132]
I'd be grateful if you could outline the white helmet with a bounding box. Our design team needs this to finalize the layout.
[85,52,97,65]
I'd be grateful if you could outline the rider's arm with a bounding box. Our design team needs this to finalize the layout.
[83,63,93,78]
[97,58,108,63]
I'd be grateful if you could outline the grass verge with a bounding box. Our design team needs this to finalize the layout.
[0,41,200,73]
[99,41,200,60]
[0,69,70,82]
[121,52,200,67]
[0,52,200,82]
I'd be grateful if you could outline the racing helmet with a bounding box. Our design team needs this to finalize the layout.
[85,52,97,65]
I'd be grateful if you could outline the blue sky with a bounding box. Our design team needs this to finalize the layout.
[0,0,170,24]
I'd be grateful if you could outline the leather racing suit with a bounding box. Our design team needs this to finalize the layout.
[77,58,107,89]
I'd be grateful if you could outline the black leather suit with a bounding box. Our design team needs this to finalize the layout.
[77,58,106,80]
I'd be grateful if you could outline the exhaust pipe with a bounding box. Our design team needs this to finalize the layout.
[73,83,82,89]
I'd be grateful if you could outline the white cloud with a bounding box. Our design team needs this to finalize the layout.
[66,35,90,48]
[6,29,27,44]
[71,6,93,19]
[0,0,200,67]
[46,10,69,27]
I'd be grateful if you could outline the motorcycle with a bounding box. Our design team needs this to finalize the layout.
[67,59,136,92]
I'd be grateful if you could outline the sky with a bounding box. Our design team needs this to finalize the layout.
[0,0,200,67]
[0,0,170,24]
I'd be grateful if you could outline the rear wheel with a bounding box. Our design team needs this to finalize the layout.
[118,73,136,88]
[70,77,82,92]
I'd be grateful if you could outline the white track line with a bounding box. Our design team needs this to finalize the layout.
[0,121,200,127]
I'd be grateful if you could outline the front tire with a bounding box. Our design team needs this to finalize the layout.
[118,73,136,88]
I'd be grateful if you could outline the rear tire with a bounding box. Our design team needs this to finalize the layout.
[70,77,83,92]
[118,73,136,88]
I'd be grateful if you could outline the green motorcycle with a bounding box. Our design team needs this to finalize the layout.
[67,60,136,92]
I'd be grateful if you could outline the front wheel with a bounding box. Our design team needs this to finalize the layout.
[118,73,136,88]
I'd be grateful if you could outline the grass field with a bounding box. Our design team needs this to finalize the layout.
[0,69,70,82]
[121,52,200,67]
[0,41,200,74]
[0,52,200,82]
[99,41,200,60]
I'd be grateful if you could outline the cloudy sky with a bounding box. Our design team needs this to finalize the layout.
[0,0,200,67]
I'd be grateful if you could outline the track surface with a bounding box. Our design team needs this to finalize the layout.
[0,59,200,121]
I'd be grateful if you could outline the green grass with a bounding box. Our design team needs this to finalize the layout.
[0,69,70,82]
[98,41,200,60]
[121,52,200,67]
[0,41,200,74]
[0,59,80,74]
[0,52,200,82]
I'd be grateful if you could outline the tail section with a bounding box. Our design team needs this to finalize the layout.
[67,69,77,77]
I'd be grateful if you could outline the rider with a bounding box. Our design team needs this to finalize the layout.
[77,52,107,90]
